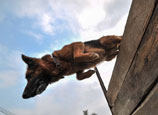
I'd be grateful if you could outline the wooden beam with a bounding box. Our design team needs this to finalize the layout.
[111,0,158,114]
[132,80,158,115]
[107,0,156,107]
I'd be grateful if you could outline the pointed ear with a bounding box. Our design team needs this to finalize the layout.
[41,55,51,61]
[21,54,35,65]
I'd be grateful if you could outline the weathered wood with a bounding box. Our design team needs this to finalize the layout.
[112,1,158,114]
[132,81,158,115]
[107,0,156,107]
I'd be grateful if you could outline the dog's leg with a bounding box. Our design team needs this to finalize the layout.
[106,51,119,61]
[73,42,99,62]
[76,70,95,80]
[99,35,122,49]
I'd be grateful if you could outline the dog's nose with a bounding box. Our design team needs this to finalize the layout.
[22,92,28,99]
[22,93,27,99]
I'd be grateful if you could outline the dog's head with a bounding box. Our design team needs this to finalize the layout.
[22,54,63,99]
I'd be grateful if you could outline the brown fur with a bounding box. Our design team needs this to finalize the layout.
[22,35,122,99]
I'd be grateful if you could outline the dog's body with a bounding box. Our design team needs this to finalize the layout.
[22,35,122,99]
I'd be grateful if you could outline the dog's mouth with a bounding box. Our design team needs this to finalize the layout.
[22,77,48,99]
[36,79,48,95]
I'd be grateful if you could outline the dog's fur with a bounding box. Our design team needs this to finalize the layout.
[22,35,122,99]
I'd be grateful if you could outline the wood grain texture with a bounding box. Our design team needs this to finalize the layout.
[107,0,156,107]
[132,82,158,115]
[112,1,158,114]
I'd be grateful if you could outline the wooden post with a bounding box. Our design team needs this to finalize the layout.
[94,67,113,115]
[106,0,158,114]
[107,0,157,108]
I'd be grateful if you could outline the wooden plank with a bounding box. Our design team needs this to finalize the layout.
[132,82,158,115]
[112,1,158,114]
[107,0,156,107]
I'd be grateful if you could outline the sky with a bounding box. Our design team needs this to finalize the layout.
[0,0,132,115]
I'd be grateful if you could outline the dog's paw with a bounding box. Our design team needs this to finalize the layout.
[89,53,99,61]
[88,70,96,75]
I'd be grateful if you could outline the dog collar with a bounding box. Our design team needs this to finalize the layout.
[52,56,61,68]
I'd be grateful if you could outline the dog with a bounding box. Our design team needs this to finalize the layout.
[22,35,122,99]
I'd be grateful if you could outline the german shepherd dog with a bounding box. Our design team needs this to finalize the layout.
[22,35,122,99]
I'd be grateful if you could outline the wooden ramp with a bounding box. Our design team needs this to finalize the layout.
[106,0,158,114]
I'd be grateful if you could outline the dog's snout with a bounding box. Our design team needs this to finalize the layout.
[22,92,28,99]
[22,85,35,99]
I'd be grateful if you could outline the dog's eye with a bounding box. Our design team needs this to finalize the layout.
[26,71,34,80]
[26,75,31,80]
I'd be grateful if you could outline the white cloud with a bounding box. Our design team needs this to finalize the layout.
[78,0,106,30]
[0,0,132,37]
[39,13,55,34]
[96,0,132,30]
[79,13,129,43]
[13,78,112,115]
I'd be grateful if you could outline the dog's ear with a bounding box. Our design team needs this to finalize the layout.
[22,54,35,65]
[41,55,51,62]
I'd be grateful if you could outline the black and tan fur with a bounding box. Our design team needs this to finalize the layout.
[22,35,122,99]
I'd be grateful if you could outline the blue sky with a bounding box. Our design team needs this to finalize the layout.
[0,0,132,115]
